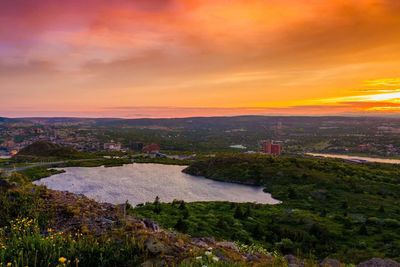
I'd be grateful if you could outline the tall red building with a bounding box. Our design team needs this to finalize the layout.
[261,140,282,156]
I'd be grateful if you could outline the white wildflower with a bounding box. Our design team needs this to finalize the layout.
[212,256,219,262]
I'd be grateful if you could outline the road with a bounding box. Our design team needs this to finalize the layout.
[0,158,103,176]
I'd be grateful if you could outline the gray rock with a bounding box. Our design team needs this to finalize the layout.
[143,218,160,232]
[321,258,341,267]
[0,179,10,188]
[216,241,239,252]
[285,254,299,264]
[285,255,305,267]
[357,258,400,267]
[191,238,209,248]
[245,253,261,262]
[144,237,172,255]
[141,259,167,267]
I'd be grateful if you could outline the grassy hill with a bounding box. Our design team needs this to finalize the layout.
[1,154,400,265]
[132,154,400,263]
[15,141,82,160]
[0,174,286,267]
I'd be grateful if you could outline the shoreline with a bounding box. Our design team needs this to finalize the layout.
[306,152,400,164]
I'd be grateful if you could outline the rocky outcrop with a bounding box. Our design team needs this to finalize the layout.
[320,258,342,267]
[285,254,305,267]
[357,258,400,267]
[38,188,275,265]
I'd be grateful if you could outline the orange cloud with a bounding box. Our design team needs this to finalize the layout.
[1,0,400,117]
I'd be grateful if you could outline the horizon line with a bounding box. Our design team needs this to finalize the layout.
[2,114,400,120]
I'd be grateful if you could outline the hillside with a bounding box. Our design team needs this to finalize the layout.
[15,141,80,159]
[175,154,400,262]
[1,157,400,265]
[0,175,287,267]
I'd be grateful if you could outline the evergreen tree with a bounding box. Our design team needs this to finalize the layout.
[153,196,161,214]
[178,200,186,210]
[174,217,188,232]
[359,224,368,235]
[234,205,244,219]
[217,217,229,230]
[288,187,297,199]
[182,207,190,219]
[379,205,385,213]
[244,205,252,218]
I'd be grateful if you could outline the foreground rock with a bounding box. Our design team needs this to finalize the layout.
[357,258,400,267]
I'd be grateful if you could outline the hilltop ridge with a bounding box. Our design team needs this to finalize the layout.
[15,141,80,159]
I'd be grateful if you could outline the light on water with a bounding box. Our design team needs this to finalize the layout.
[34,163,280,205]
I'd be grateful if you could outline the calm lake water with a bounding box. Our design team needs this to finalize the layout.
[34,163,279,205]
[307,153,400,164]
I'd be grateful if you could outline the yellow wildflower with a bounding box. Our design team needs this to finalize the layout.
[58,257,67,264]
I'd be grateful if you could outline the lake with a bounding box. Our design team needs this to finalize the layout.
[34,163,280,205]
[306,153,400,164]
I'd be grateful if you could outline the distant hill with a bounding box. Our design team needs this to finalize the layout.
[0,117,18,123]
[15,141,79,159]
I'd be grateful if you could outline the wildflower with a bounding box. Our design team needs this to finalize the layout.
[205,251,212,256]
[196,256,202,260]
[58,257,67,264]
[212,256,219,262]
[6,263,12,267]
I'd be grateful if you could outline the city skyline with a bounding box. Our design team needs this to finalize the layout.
[1,0,400,118]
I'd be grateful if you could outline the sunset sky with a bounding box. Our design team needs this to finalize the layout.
[1,0,400,118]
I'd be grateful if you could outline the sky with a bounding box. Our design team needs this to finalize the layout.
[1,0,400,118]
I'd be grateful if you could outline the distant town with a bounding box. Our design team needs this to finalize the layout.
[1,116,399,159]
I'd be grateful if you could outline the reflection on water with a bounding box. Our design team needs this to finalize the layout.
[34,163,280,205]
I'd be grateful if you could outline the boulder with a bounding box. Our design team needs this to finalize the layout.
[144,237,173,255]
[191,238,209,248]
[143,218,160,232]
[321,258,341,267]
[216,241,240,252]
[285,254,305,267]
[0,178,11,188]
[357,258,400,267]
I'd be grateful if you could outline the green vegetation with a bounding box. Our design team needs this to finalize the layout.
[2,137,400,264]
[132,154,400,263]
[14,141,86,161]
[62,158,132,168]
[133,156,192,165]
[0,218,142,267]
[18,167,65,181]
[0,173,285,266]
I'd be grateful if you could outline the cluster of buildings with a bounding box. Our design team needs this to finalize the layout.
[260,140,282,156]
[103,140,160,154]
[0,124,162,156]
